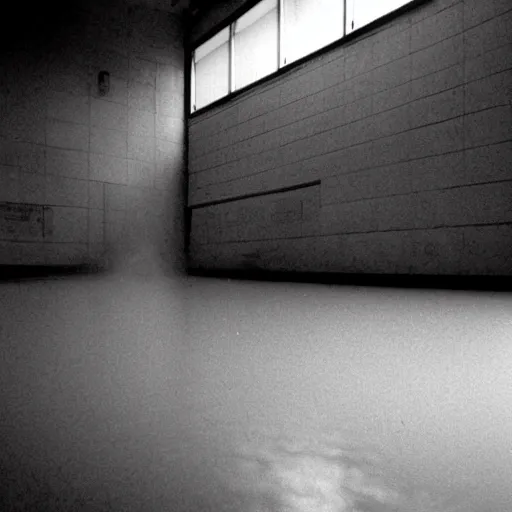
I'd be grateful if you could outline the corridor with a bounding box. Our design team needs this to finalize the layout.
[1,267,511,511]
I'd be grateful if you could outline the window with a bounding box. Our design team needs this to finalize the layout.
[191,0,417,113]
[192,27,230,111]
[346,0,411,33]
[234,0,279,90]
[282,0,344,66]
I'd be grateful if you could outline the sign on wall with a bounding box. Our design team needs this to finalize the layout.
[0,203,52,242]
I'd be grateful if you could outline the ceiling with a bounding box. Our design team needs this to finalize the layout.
[125,0,190,13]
[127,0,218,16]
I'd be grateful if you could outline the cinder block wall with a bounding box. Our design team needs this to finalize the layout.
[0,0,185,272]
[187,0,512,275]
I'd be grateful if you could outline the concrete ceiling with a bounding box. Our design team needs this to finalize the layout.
[128,0,226,17]
[125,0,191,14]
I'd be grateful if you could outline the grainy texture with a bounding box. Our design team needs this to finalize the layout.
[188,0,512,275]
[0,0,185,270]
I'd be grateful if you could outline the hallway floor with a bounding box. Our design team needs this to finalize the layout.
[1,270,511,511]
[182,274,512,512]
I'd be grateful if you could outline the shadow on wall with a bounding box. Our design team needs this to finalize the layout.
[1,0,187,278]
[1,1,81,49]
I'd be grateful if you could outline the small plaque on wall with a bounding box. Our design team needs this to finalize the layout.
[0,203,45,242]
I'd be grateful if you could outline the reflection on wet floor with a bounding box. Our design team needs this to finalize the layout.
[0,268,511,511]
[216,429,469,512]
[182,275,512,512]
[219,429,402,512]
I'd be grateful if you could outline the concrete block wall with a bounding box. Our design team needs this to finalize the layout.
[188,0,512,275]
[0,0,185,271]
[190,183,321,269]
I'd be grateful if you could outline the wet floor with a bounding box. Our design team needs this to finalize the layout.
[0,269,511,511]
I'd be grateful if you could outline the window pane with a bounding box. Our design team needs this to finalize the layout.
[283,0,344,66]
[194,27,230,110]
[346,0,411,33]
[234,0,278,91]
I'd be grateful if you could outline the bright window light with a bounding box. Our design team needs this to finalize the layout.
[193,27,230,110]
[282,0,344,66]
[190,0,417,113]
[346,0,411,33]
[233,0,279,91]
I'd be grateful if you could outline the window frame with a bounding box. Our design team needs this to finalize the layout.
[232,0,280,91]
[281,0,346,67]
[188,0,428,118]
[191,25,231,111]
